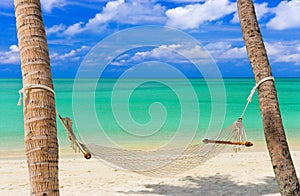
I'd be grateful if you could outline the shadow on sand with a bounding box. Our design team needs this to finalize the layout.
[120,175,279,196]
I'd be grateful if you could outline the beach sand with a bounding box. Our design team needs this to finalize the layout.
[1,143,300,196]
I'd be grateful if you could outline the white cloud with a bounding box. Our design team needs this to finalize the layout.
[127,46,179,63]
[46,24,66,35]
[50,46,89,62]
[253,2,270,21]
[111,44,185,65]
[0,0,65,12]
[112,40,300,66]
[231,3,270,23]
[63,0,124,35]
[221,46,247,59]
[41,0,66,13]
[63,22,85,36]
[112,43,212,66]
[265,41,300,64]
[109,40,300,69]
[0,0,13,8]
[266,0,300,30]
[276,54,300,64]
[205,42,231,52]
[162,0,205,2]
[84,0,124,30]
[0,11,14,17]
[204,41,300,65]
[165,0,236,29]
[204,41,247,61]
[114,0,166,24]
[0,45,20,65]
[63,0,166,36]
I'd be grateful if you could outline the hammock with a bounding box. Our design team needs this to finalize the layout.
[86,118,251,177]
[18,76,274,177]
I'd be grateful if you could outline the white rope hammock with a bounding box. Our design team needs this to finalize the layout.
[17,76,274,177]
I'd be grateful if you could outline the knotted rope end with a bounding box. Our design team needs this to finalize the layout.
[17,97,23,106]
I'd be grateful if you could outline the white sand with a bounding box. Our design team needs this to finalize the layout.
[1,144,300,196]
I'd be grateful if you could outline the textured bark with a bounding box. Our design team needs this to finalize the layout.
[14,0,60,195]
[237,0,299,195]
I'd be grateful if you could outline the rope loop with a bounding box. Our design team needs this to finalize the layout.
[17,84,91,159]
[17,84,55,106]
[240,76,274,119]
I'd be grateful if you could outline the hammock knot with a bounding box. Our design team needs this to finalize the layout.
[17,84,55,106]
[17,84,91,160]
[240,76,274,119]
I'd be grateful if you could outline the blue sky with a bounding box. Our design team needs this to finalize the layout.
[0,0,300,78]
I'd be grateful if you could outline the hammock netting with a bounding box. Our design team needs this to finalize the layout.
[83,118,250,177]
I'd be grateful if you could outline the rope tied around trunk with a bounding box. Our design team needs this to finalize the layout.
[17,84,91,159]
[239,76,274,119]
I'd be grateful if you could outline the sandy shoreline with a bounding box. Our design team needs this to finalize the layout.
[1,143,300,196]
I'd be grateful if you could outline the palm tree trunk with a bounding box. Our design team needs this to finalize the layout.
[237,0,299,195]
[14,0,60,195]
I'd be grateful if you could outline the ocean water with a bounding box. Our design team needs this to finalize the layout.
[0,78,299,151]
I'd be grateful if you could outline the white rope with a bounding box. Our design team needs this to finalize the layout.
[239,76,274,119]
[17,83,91,159]
[17,84,55,106]
[17,84,62,122]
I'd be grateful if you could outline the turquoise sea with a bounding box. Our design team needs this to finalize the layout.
[0,78,299,152]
